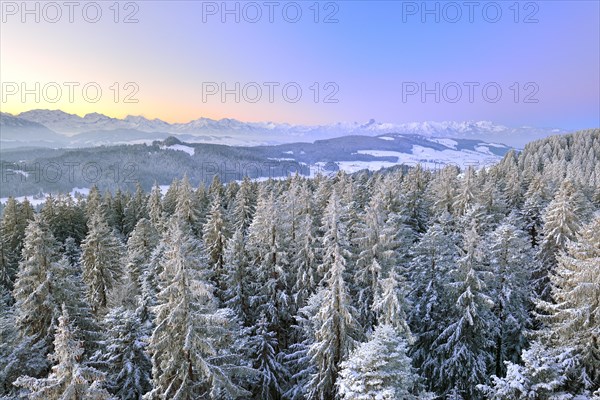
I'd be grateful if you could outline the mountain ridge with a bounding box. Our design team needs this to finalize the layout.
[3,109,572,148]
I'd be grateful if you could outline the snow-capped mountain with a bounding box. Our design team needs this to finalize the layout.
[0,112,67,146]
[11,109,570,148]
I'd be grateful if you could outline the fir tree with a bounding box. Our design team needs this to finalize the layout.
[80,210,124,314]
[145,217,250,399]
[248,315,288,400]
[337,324,420,400]
[232,176,256,234]
[12,214,59,342]
[487,218,533,377]
[203,195,229,296]
[0,197,34,291]
[536,215,600,394]
[14,306,114,400]
[307,190,359,400]
[535,180,589,300]
[408,214,458,389]
[223,227,253,326]
[122,218,159,309]
[96,306,152,399]
[431,221,496,398]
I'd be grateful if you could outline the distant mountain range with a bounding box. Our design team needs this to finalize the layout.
[1,109,570,148]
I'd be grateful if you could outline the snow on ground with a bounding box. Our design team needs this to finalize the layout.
[0,187,90,205]
[354,145,500,169]
[334,160,400,173]
[268,157,296,161]
[162,144,195,156]
[484,142,507,148]
[0,195,47,206]
[378,136,395,141]
[427,138,458,149]
[70,187,90,197]
[283,150,294,154]
[5,169,29,178]
[474,145,493,155]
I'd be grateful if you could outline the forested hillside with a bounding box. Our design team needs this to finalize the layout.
[0,129,599,399]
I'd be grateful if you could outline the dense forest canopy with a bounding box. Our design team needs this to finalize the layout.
[0,129,599,399]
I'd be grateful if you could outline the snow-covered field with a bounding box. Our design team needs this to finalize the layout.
[0,187,90,205]
[161,144,196,156]
[354,145,500,170]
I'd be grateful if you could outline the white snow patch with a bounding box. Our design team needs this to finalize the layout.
[0,187,90,206]
[353,146,500,170]
[162,144,195,156]
[5,169,29,178]
[474,145,493,155]
[428,138,458,149]
[283,150,294,154]
[378,136,395,141]
[70,187,90,197]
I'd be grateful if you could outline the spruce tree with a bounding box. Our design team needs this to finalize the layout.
[96,306,152,399]
[145,217,250,399]
[537,215,600,394]
[487,218,533,377]
[203,195,229,296]
[12,214,59,343]
[431,221,496,398]
[223,227,253,326]
[122,218,159,309]
[307,190,359,400]
[337,324,420,400]
[248,315,288,400]
[14,306,114,400]
[80,210,124,314]
[535,180,589,300]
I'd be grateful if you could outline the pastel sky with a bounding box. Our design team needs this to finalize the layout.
[1,0,598,129]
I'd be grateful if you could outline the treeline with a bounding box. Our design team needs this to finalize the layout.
[0,129,599,399]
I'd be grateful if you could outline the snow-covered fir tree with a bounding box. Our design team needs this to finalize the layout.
[80,210,124,314]
[95,306,152,399]
[408,213,458,389]
[174,175,202,236]
[487,216,533,376]
[535,179,590,300]
[223,227,253,327]
[430,220,496,398]
[12,214,59,343]
[536,214,600,395]
[145,216,251,399]
[122,218,159,309]
[147,183,164,231]
[479,340,580,399]
[337,324,420,400]
[248,315,289,400]
[372,269,411,338]
[203,194,229,296]
[306,190,359,400]
[14,306,114,400]
[231,176,256,234]
[0,197,34,291]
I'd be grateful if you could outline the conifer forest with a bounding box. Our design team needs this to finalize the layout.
[0,130,599,399]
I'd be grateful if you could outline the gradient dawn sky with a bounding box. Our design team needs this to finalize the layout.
[1,1,599,129]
